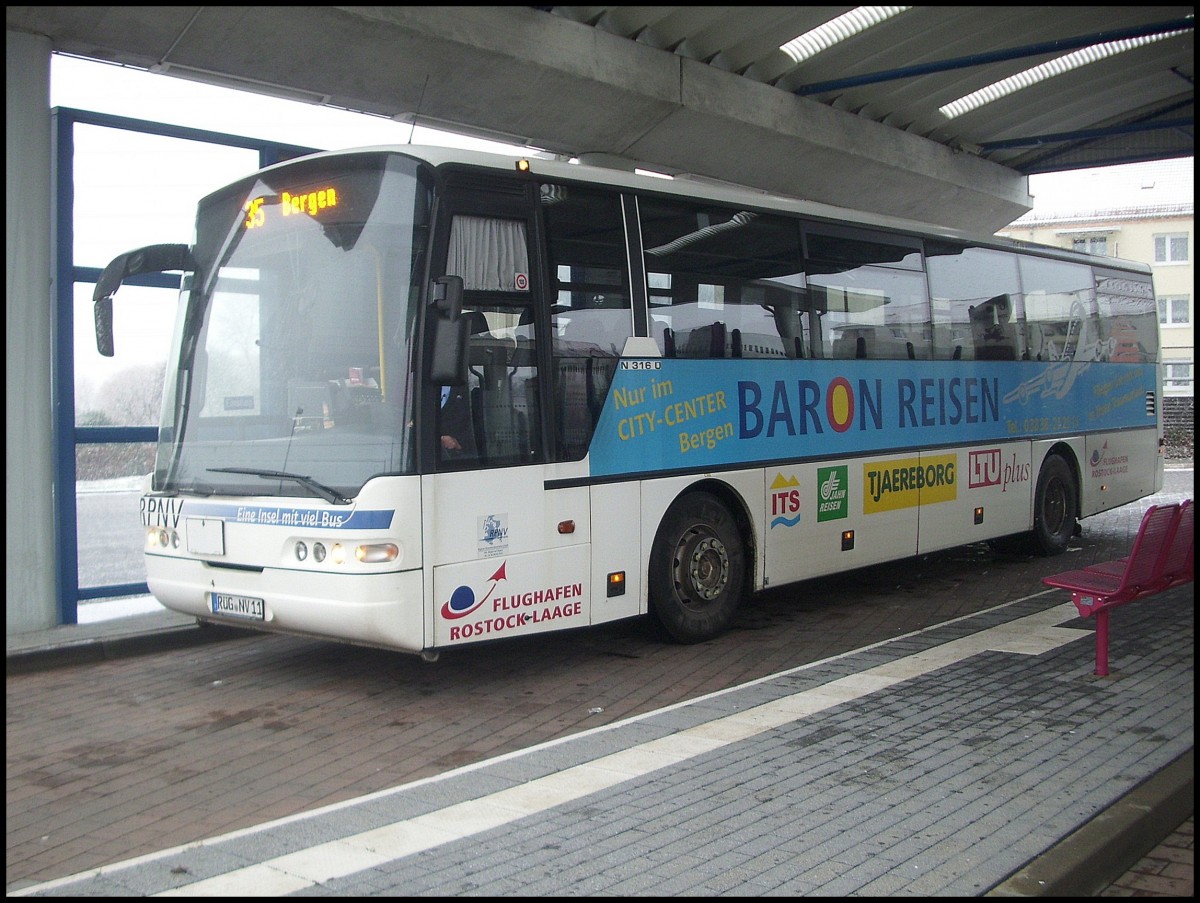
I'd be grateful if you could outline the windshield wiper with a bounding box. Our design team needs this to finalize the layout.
[207,467,351,505]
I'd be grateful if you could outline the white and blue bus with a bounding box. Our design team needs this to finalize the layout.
[95,145,1163,658]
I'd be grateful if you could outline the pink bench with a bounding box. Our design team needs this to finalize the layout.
[1042,500,1194,675]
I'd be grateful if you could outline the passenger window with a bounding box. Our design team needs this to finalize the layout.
[1094,267,1158,364]
[447,215,529,292]
[540,184,632,461]
[1019,256,1098,363]
[442,214,542,468]
[926,243,1023,361]
[638,198,808,359]
[805,227,930,360]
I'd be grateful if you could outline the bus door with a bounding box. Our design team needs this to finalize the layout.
[425,178,592,648]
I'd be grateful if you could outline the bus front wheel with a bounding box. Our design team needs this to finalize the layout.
[649,492,746,643]
[1031,454,1077,556]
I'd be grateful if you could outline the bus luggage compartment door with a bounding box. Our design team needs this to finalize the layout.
[432,546,591,647]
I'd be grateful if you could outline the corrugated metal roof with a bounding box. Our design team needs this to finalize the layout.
[8,6,1192,176]
[544,6,1194,174]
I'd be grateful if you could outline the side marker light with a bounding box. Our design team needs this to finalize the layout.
[607,571,626,597]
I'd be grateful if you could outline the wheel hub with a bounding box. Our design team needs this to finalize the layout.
[687,535,729,601]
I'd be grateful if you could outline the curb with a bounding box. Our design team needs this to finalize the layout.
[5,622,250,675]
[986,748,1194,896]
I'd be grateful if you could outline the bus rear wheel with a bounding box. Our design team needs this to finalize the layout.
[1031,454,1077,555]
[649,492,746,643]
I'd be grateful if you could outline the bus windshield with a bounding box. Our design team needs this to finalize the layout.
[155,151,431,500]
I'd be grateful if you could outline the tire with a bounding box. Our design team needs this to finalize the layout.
[1031,454,1077,556]
[648,492,746,643]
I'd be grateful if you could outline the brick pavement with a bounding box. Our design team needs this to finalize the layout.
[1101,815,1194,897]
[6,469,1194,895]
[8,586,1193,896]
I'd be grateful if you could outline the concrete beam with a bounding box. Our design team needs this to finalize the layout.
[7,5,1032,232]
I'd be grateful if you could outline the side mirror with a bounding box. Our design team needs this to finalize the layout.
[428,275,467,385]
[93,244,196,357]
[94,296,115,357]
[431,274,463,318]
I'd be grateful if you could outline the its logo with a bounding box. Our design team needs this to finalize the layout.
[441,561,507,620]
[1090,442,1108,467]
[769,473,801,528]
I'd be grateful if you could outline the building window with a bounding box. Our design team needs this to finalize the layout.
[1071,235,1108,255]
[1154,233,1189,264]
[1158,295,1191,325]
[1164,361,1193,394]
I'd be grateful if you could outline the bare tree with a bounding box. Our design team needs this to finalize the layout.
[100,363,166,426]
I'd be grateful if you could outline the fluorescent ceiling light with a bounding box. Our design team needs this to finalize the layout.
[939,29,1189,119]
[779,7,910,65]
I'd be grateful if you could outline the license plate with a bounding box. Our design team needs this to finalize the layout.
[210,592,264,620]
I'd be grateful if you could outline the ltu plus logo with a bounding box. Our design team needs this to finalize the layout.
[969,448,1030,492]
[969,449,1001,488]
[441,561,507,620]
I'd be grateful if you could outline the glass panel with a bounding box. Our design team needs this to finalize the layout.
[76,442,154,590]
[73,124,256,268]
[446,299,542,468]
[1155,234,1189,263]
[805,225,923,271]
[1164,362,1192,389]
[809,265,931,360]
[157,153,429,498]
[74,282,177,426]
[805,226,930,360]
[1070,235,1107,255]
[1095,268,1158,363]
[541,184,631,461]
[448,216,530,291]
[926,243,1022,361]
[638,197,807,359]
[1019,256,1098,363]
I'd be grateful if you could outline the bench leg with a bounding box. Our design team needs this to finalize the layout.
[1094,609,1110,676]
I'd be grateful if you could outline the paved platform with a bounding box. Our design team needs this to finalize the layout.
[7,591,1193,896]
[6,470,1193,897]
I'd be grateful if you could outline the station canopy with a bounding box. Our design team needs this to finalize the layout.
[6,6,1194,232]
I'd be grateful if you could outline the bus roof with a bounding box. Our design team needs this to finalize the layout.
[249,144,1154,276]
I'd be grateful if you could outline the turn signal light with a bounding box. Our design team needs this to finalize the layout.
[607,571,626,597]
[356,543,399,563]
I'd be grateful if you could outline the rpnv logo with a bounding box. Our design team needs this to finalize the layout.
[968,449,1002,488]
